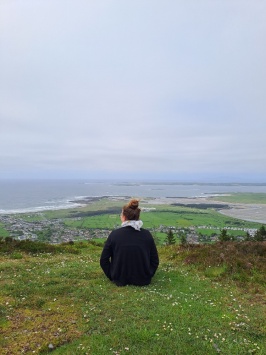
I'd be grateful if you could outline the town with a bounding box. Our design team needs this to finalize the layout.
[0,214,110,243]
[0,213,257,245]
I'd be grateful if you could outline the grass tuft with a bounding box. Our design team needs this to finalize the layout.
[0,238,81,255]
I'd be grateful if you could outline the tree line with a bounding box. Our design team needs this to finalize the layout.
[163,225,266,245]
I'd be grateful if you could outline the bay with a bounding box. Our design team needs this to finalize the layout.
[0,179,266,214]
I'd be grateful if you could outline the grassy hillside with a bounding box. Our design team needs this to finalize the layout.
[0,240,265,355]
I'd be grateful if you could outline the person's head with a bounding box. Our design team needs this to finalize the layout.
[121,199,141,221]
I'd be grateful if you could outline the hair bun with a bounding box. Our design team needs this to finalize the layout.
[128,199,139,210]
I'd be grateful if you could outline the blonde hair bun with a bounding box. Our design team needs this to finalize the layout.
[128,199,139,210]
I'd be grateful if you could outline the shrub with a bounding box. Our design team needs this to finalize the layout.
[0,238,81,255]
[180,234,187,246]
[253,225,266,241]
[218,229,234,241]
[165,229,176,245]
[180,241,266,286]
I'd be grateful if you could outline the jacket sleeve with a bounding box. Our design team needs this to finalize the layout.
[100,235,113,280]
[150,238,159,276]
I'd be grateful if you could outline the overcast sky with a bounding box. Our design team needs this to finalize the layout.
[0,1,265,182]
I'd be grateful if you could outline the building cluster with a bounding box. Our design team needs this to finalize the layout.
[0,214,110,244]
[198,225,257,236]
[155,224,257,244]
[0,214,258,245]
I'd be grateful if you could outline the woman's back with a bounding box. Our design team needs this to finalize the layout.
[100,199,159,286]
[100,226,159,286]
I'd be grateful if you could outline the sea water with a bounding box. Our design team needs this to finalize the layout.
[0,179,266,214]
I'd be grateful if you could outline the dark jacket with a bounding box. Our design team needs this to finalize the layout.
[100,226,159,286]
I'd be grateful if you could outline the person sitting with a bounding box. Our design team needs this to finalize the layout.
[100,199,159,286]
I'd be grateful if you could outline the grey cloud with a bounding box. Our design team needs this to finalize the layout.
[0,1,266,180]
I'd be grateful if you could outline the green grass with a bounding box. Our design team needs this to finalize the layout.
[196,228,246,237]
[65,214,120,229]
[211,193,266,204]
[0,223,10,237]
[63,206,260,232]
[0,241,265,355]
[0,196,264,353]
[42,198,127,219]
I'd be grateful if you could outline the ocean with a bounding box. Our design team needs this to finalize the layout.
[0,179,266,214]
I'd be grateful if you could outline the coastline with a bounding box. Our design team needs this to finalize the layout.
[1,194,265,245]
[143,196,266,224]
[216,203,266,224]
[0,194,266,224]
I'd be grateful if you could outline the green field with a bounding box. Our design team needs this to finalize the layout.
[196,228,246,237]
[43,198,128,219]
[142,207,259,229]
[0,223,9,237]
[64,205,260,231]
[211,193,266,204]
[65,213,121,229]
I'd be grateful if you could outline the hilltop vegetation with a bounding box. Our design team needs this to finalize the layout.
[0,239,265,354]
